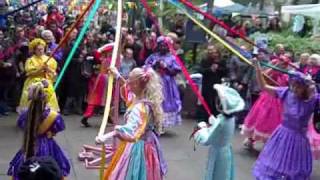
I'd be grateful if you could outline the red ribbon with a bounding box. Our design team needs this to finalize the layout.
[179,0,299,71]
[46,0,96,63]
[140,0,212,116]
[179,0,255,46]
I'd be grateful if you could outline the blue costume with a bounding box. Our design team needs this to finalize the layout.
[194,84,245,180]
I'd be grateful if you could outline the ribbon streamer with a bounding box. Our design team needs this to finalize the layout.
[46,0,95,64]
[168,1,279,86]
[178,0,299,70]
[2,0,43,17]
[140,0,212,116]
[177,0,256,47]
[97,0,123,179]
[54,0,102,89]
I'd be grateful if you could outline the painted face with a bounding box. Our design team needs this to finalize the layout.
[158,42,169,55]
[35,44,45,56]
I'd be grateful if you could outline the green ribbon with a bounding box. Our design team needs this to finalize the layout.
[260,61,293,75]
[54,0,102,89]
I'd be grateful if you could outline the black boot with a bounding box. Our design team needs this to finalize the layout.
[81,117,91,127]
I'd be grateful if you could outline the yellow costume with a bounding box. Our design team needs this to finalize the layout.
[18,54,59,113]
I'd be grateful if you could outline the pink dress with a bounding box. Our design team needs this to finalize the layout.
[241,70,289,141]
[307,117,320,160]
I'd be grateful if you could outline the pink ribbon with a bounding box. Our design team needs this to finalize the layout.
[140,0,212,116]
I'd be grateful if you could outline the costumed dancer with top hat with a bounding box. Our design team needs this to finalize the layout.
[80,43,114,127]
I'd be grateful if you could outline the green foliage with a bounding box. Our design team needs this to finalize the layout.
[267,31,320,57]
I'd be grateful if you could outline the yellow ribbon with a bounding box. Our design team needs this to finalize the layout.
[98,0,123,179]
[172,4,278,85]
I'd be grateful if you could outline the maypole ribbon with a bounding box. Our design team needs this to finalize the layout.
[140,0,161,33]
[140,0,212,116]
[168,0,279,86]
[177,0,255,47]
[45,0,95,64]
[54,0,102,90]
[0,0,44,21]
[97,0,123,179]
[177,0,299,70]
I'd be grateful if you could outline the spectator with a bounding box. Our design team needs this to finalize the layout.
[197,45,228,120]
[41,30,64,68]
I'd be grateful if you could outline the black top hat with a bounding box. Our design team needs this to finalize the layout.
[18,156,62,180]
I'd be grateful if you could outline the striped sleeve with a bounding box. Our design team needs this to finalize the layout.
[120,85,135,107]
[114,103,148,142]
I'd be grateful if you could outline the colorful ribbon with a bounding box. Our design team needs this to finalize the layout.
[54,0,101,89]
[178,0,299,70]
[140,0,212,116]
[46,0,95,64]
[177,0,256,47]
[1,0,44,18]
[97,0,123,179]
[168,1,279,86]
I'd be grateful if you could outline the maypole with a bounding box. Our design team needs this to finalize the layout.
[97,0,123,179]
[167,0,279,86]
[53,0,102,89]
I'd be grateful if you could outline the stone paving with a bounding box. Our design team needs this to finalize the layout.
[1,114,320,180]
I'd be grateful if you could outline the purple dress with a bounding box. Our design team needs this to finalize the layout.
[47,42,64,68]
[253,87,317,180]
[7,108,70,179]
[145,52,182,128]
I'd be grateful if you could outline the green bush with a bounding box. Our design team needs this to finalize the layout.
[267,31,320,58]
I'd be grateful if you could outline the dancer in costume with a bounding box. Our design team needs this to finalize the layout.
[80,43,114,127]
[145,36,182,130]
[18,38,59,114]
[96,67,167,180]
[8,82,70,179]
[252,58,317,179]
[241,57,290,148]
[193,83,245,180]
